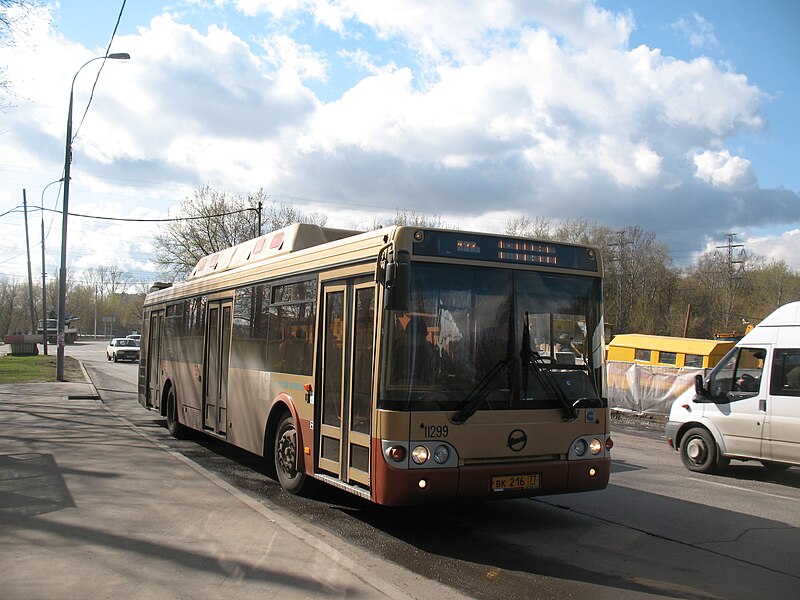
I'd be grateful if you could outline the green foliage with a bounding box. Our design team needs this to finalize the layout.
[0,354,82,383]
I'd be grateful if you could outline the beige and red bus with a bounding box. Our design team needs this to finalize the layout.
[138,224,611,505]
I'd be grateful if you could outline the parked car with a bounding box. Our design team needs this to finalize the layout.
[665,301,800,473]
[107,337,140,362]
[127,333,141,343]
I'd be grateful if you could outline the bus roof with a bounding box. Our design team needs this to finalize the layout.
[608,334,733,356]
[187,224,360,280]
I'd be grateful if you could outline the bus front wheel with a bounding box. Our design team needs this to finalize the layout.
[274,414,307,495]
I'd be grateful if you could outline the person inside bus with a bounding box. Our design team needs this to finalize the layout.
[280,328,311,374]
[392,315,435,384]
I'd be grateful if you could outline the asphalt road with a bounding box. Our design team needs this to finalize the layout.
[70,341,800,599]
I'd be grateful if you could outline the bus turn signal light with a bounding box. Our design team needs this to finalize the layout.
[385,445,406,462]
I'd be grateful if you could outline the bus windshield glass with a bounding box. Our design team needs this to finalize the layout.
[379,263,602,412]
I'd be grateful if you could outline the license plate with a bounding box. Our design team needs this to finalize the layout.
[491,473,541,492]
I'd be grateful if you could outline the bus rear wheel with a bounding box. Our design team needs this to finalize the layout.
[274,414,307,495]
[680,427,719,473]
[165,387,189,439]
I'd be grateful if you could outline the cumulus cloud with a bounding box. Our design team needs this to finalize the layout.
[1,0,799,279]
[693,149,757,190]
[747,229,800,267]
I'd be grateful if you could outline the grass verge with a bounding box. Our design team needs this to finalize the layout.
[0,353,85,383]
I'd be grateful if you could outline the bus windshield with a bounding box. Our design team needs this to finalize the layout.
[379,263,603,412]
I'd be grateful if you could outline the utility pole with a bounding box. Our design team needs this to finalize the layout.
[608,229,631,331]
[41,201,48,355]
[23,190,38,335]
[716,233,745,329]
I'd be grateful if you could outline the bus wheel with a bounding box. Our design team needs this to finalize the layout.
[165,387,188,439]
[274,414,306,494]
[680,427,718,473]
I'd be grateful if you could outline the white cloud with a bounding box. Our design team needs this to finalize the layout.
[747,229,800,269]
[0,0,798,282]
[672,13,720,50]
[693,149,756,190]
[260,34,328,81]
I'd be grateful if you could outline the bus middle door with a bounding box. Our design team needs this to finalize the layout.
[318,278,376,490]
[203,300,232,437]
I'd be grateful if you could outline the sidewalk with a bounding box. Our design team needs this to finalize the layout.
[0,379,460,600]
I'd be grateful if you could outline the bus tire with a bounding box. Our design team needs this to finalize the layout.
[165,387,189,439]
[274,413,307,495]
[680,427,719,473]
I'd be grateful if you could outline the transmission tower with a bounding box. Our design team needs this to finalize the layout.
[716,233,746,329]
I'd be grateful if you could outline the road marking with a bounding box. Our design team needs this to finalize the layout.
[696,477,800,501]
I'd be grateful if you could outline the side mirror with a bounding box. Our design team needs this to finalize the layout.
[383,250,410,311]
[694,373,708,398]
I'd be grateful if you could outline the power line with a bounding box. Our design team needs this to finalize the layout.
[37,205,260,223]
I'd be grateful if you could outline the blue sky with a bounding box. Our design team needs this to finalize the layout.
[606,0,799,192]
[1,0,799,284]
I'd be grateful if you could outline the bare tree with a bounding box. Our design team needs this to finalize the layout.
[354,208,450,231]
[504,215,553,239]
[1,1,43,106]
[154,186,328,280]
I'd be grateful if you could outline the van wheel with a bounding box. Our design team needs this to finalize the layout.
[761,460,790,472]
[680,427,719,473]
[165,387,189,439]
[274,414,307,495]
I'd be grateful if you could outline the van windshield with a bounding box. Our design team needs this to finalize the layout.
[706,347,765,399]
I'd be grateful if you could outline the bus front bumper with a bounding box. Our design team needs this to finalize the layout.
[373,457,611,506]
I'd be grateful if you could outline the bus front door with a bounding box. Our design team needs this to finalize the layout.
[144,310,164,409]
[318,279,376,489]
[203,300,232,436]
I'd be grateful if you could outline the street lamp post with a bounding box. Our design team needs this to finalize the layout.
[41,178,63,355]
[57,52,130,381]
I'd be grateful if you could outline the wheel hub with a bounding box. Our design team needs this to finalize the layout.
[686,438,706,463]
[277,430,297,476]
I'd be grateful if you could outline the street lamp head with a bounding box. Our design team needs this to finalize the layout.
[107,52,131,60]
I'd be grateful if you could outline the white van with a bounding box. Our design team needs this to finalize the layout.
[665,301,800,473]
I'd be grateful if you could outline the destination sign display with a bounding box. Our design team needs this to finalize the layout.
[413,231,599,272]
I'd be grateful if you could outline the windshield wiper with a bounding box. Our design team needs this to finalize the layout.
[520,312,578,421]
[451,357,512,424]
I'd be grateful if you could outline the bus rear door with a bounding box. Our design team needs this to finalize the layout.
[144,309,164,409]
[318,276,376,489]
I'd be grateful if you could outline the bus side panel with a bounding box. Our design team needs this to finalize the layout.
[165,360,203,430]
[226,367,269,455]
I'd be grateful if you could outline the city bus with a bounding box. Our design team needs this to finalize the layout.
[138,224,611,505]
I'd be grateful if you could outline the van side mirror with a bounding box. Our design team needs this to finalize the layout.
[383,250,410,311]
[694,373,709,398]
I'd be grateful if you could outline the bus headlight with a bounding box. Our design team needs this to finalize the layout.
[433,445,450,464]
[573,439,588,457]
[589,438,603,455]
[411,445,430,464]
